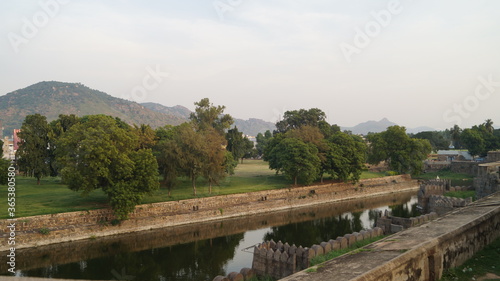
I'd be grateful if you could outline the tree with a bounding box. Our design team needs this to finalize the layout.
[48,114,81,176]
[16,114,51,184]
[154,127,181,196]
[56,115,159,219]
[412,131,449,151]
[275,108,327,133]
[461,121,500,157]
[189,98,233,134]
[256,130,272,156]
[450,125,462,149]
[325,132,367,182]
[202,128,228,193]
[265,137,320,185]
[367,126,431,175]
[226,127,245,162]
[174,123,205,196]
[133,124,158,149]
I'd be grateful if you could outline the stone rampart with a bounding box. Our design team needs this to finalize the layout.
[280,192,500,281]
[0,175,417,251]
[450,161,477,176]
[250,228,384,280]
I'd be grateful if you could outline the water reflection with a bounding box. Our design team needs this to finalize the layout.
[4,191,419,281]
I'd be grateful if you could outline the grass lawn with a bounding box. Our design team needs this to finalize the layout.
[440,236,500,281]
[0,160,391,219]
[413,170,474,187]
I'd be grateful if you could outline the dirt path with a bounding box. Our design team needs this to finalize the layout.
[477,273,500,281]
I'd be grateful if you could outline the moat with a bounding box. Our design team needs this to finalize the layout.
[2,191,419,281]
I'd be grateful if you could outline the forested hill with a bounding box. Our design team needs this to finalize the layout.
[0,81,185,134]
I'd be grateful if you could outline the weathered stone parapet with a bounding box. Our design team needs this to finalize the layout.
[280,192,500,281]
[251,227,385,279]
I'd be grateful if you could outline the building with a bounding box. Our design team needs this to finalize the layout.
[2,136,15,160]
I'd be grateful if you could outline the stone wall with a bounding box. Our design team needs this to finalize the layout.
[0,175,418,251]
[474,162,500,199]
[251,228,384,280]
[450,161,478,176]
[376,212,438,234]
[424,161,450,172]
[487,151,500,162]
[428,195,472,216]
[417,179,450,212]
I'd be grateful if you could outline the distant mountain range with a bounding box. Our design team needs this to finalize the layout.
[0,81,435,138]
[141,102,276,136]
[341,118,435,135]
[0,81,276,137]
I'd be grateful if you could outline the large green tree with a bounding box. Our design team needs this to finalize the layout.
[189,98,233,134]
[412,131,449,151]
[367,126,431,175]
[256,130,273,156]
[325,132,367,182]
[265,136,320,185]
[461,120,500,157]
[16,114,51,184]
[56,115,159,219]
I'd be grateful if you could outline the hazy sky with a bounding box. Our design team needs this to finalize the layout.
[1,1,499,129]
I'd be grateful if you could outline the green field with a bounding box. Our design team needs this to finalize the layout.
[0,160,414,219]
[413,170,474,187]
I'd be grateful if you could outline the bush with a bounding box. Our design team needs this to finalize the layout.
[385,171,399,176]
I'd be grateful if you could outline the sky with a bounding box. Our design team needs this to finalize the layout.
[1,0,500,130]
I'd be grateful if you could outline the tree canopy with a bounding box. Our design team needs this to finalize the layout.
[56,115,159,219]
[367,126,431,175]
[16,114,51,184]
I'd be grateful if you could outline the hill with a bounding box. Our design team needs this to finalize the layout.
[341,118,435,135]
[0,81,185,135]
[142,102,276,136]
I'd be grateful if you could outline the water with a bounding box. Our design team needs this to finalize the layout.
[2,191,419,280]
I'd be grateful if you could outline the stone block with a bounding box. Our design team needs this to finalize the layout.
[336,236,348,249]
[311,244,324,256]
[227,272,244,281]
[390,224,404,233]
[330,239,341,251]
[288,244,297,256]
[344,234,356,246]
[353,232,364,242]
[360,230,369,240]
[373,227,383,236]
[213,276,229,281]
[239,268,255,280]
[320,241,331,254]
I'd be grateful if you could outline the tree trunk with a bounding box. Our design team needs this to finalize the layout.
[294,176,297,186]
[241,158,243,164]
[192,177,197,196]
[37,177,40,185]
[209,182,212,194]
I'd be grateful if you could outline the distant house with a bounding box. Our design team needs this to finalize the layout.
[2,136,15,160]
[436,150,473,162]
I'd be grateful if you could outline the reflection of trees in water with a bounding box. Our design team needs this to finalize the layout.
[21,233,245,281]
[389,202,420,218]
[263,211,365,247]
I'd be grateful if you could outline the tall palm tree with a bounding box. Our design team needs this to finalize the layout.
[450,125,461,148]
[484,119,494,134]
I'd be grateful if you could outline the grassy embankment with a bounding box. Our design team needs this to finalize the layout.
[0,160,385,219]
